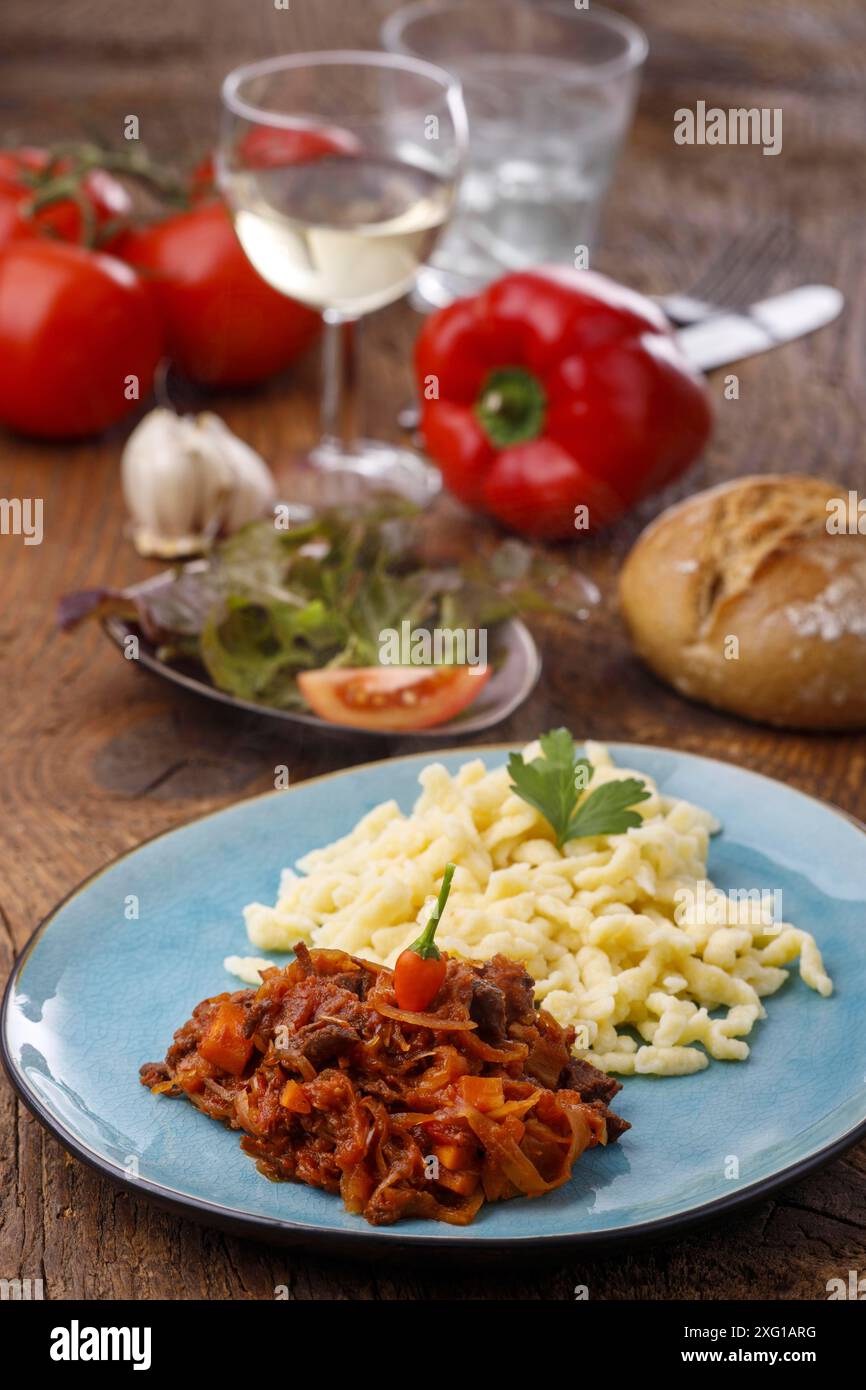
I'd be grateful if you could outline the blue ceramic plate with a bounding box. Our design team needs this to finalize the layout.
[4,744,866,1252]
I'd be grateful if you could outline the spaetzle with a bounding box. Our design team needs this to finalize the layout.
[238,742,832,1076]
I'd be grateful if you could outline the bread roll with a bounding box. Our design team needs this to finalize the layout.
[619,475,866,730]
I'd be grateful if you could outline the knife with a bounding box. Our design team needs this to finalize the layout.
[674,285,844,373]
[397,284,845,431]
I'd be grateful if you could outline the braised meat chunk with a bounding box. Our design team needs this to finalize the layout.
[140,947,628,1227]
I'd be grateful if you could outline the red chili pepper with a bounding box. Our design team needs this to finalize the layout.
[393,863,455,1013]
[414,268,712,540]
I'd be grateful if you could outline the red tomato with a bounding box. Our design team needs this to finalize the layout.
[298,665,491,732]
[0,192,29,245]
[0,241,163,439]
[0,147,131,246]
[190,125,359,201]
[118,203,321,386]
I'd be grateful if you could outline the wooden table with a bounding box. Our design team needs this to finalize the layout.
[2,0,865,1301]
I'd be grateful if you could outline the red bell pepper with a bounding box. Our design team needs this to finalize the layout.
[414,268,712,539]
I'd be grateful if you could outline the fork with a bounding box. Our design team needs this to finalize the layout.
[657,220,796,326]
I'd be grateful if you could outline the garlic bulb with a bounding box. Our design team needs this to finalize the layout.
[121,408,277,557]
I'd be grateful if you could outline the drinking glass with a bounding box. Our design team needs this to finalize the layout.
[382,1,647,308]
[219,52,467,502]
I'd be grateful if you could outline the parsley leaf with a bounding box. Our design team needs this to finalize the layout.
[508,728,650,847]
[565,777,651,841]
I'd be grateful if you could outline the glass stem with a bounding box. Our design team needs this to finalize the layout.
[320,310,360,460]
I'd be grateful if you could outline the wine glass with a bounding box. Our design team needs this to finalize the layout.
[218,51,467,504]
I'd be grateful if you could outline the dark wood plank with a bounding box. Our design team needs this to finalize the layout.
[1,0,865,1300]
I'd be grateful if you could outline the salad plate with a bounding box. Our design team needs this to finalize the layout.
[59,509,564,739]
[101,572,542,739]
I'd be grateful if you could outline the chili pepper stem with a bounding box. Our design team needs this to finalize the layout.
[412,862,455,959]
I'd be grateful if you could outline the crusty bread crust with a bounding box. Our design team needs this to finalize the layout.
[619,475,866,730]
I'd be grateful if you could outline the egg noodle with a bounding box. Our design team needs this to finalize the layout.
[235,742,832,1077]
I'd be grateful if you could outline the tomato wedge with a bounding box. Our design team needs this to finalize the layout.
[298,665,491,732]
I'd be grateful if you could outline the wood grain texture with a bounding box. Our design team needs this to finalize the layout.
[1,0,865,1301]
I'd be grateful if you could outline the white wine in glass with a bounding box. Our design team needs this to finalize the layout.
[231,154,455,315]
[219,52,467,503]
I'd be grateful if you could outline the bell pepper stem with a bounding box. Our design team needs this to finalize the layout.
[475,367,547,448]
[412,862,456,959]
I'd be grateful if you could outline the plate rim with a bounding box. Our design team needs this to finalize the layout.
[4,739,866,1252]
